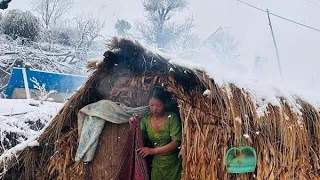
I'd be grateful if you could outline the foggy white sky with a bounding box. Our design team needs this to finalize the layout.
[5,0,320,90]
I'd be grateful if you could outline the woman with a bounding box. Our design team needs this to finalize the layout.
[129,87,182,180]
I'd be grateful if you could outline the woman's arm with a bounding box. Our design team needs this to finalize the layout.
[137,140,181,158]
[153,139,181,154]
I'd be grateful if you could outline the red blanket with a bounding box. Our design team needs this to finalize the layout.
[113,121,150,180]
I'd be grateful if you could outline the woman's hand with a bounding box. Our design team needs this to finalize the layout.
[129,113,139,129]
[137,147,155,158]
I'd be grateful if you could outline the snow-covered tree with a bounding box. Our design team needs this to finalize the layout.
[31,0,74,29]
[136,0,191,49]
[31,0,74,49]
[2,9,40,41]
[115,19,131,36]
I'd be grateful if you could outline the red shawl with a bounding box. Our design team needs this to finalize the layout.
[113,121,149,180]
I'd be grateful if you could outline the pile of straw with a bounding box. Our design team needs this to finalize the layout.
[169,72,320,179]
[1,37,319,180]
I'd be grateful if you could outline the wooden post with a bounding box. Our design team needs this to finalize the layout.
[267,9,283,80]
[22,68,31,99]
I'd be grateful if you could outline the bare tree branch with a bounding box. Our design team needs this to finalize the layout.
[0,66,10,75]
[31,0,74,29]
[73,14,105,51]
[0,84,8,91]
[202,28,240,61]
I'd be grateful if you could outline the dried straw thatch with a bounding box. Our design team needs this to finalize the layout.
[1,37,320,180]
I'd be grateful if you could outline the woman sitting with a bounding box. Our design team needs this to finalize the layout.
[129,87,182,180]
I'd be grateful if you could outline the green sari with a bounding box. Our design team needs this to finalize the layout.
[140,112,182,180]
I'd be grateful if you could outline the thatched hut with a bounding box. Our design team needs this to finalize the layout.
[1,37,320,180]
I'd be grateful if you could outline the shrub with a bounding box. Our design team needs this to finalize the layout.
[2,9,40,41]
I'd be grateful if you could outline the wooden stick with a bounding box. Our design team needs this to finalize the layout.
[267,9,283,80]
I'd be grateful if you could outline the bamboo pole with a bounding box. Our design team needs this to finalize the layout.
[267,9,283,81]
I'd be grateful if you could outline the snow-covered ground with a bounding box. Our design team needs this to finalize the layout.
[0,99,62,154]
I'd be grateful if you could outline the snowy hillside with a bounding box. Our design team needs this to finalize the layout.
[0,34,104,97]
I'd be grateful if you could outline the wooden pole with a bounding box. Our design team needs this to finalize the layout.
[267,9,283,80]
[22,68,31,100]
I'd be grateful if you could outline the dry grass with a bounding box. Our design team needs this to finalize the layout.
[168,71,320,180]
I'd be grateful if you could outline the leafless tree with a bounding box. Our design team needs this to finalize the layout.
[137,0,190,49]
[65,14,106,62]
[74,14,105,51]
[171,16,200,52]
[31,0,74,29]
[203,28,240,61]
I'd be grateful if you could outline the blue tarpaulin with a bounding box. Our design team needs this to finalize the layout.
[4,67,87,98]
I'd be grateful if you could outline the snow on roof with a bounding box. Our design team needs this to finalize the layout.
[161,49,320,121]
[132,39,320,114]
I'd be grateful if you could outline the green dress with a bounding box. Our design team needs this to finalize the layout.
[140,112,182,180]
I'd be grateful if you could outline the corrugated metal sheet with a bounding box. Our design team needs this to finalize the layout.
[4,67,87,98]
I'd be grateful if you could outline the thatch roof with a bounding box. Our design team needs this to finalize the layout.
[1,37,320,180]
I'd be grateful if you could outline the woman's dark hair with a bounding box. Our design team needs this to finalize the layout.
[148,87,179,115]
[148,87,170,103]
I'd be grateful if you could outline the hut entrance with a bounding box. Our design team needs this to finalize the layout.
[73,87,182,180]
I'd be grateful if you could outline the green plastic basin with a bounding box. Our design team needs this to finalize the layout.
[225,146,257,173]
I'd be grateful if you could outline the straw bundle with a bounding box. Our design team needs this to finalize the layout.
[168,71,320,180]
